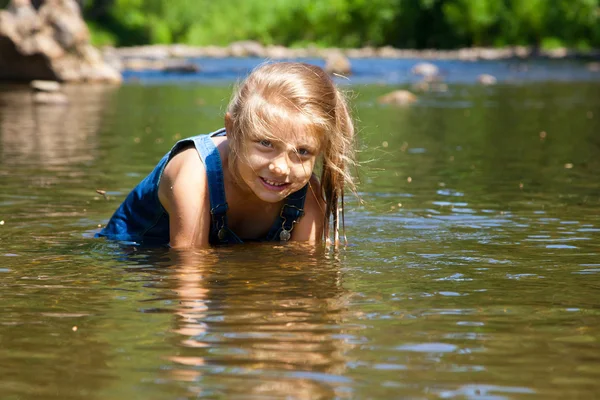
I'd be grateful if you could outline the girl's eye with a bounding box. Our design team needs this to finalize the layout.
[259,139,272,148]
[297,148,311,156]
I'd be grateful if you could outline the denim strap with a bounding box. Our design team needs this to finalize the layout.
[193,131,242,244]
[265,184,308,241]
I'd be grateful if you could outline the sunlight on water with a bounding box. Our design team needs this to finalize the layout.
[1,60,600,399]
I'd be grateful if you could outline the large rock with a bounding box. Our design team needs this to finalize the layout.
[324,51,352,76]
[0,0,121,83]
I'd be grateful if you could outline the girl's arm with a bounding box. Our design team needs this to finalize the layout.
[158,147,211,248]
[291,174,326,243]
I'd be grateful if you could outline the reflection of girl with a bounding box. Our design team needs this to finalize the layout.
[164,245,351,399]
[97,62,357,248]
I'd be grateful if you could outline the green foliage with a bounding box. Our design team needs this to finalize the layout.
[443,0,505,46]
[78,0,600,49]
[87,21,118,46]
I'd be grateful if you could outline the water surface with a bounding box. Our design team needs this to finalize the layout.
[1,59,600,399]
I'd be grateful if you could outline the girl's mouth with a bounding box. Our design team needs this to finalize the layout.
[260,177,290,191]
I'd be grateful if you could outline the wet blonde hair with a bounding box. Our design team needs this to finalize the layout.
[226,62,356,244]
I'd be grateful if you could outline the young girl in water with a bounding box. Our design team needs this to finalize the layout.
[97,62,356,248]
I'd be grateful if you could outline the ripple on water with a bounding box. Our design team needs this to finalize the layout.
[438,291,465,297]
[546,244,578,249]
[457,321,485,327]
[437,384,536,399]
[432,201,469,207]
[436,273,473,282]
[574,264,600,274]
[436,189,465,197]
[396,343,458,353]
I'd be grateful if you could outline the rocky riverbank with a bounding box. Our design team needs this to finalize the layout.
[103,41,600,77]
[106,42,600,63]
[2,0,599,84]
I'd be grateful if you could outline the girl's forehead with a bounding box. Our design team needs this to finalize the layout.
[279,127,320,148]
[251,120,323,149]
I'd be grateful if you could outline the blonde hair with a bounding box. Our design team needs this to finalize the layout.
[226,62,356,243]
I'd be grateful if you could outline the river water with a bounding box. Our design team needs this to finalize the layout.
[1,58,599,399]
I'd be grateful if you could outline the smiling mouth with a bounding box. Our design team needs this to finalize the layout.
[260,177,291,190]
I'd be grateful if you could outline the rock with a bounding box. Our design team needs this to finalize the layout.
[411,62,439,78]
[228,40,264,57]
[121,57,200,73]
[0,0,121,83]
[587,62,600,72]
[101,46,123,71]
[265,45,290,59]
[31,79,60,92]
[458,48,478,61]
[291,47,310,58]
[79,61,123,82]
[38,0,89,49]
[513,46,531,58]
[33,91,68,104]
[377,46,402,58]
[9,0,40,36]
[200,45,229,58]
[122,58,156,71]
[324,51,351,76]
[477,74,497,85]
[346,46,376,58]
[377,90,417,106]
[544,47,570,58]
[28,33,65,59]
[162,59,200,73]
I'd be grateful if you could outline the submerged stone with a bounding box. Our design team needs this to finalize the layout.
[377,90,417,106]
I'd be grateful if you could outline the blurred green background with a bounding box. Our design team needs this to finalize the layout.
[3,0,598,50]
[75,0,600,49]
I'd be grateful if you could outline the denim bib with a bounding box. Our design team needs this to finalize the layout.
[96,128,308,246]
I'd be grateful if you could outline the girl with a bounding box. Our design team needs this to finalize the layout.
[97,62,356,248]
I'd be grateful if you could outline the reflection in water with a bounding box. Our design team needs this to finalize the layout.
[125,244,353,399]
[0,84,117,239]
[0,250,117,400]
[2,76,600,398]
[0,84,116,169]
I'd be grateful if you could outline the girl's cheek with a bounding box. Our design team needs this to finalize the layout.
[245,153,266,165]
[293,161,315,179]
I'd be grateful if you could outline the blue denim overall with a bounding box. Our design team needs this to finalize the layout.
[96,128,308,246]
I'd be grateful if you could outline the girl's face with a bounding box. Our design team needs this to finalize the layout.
[235,125,321,204]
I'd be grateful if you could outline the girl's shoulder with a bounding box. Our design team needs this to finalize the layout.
[168,129,229,166]
[161,146,208,192]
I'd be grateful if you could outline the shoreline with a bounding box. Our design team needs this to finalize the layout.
[104,42,600,62]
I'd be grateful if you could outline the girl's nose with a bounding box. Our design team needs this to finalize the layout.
[269,154,290,176]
